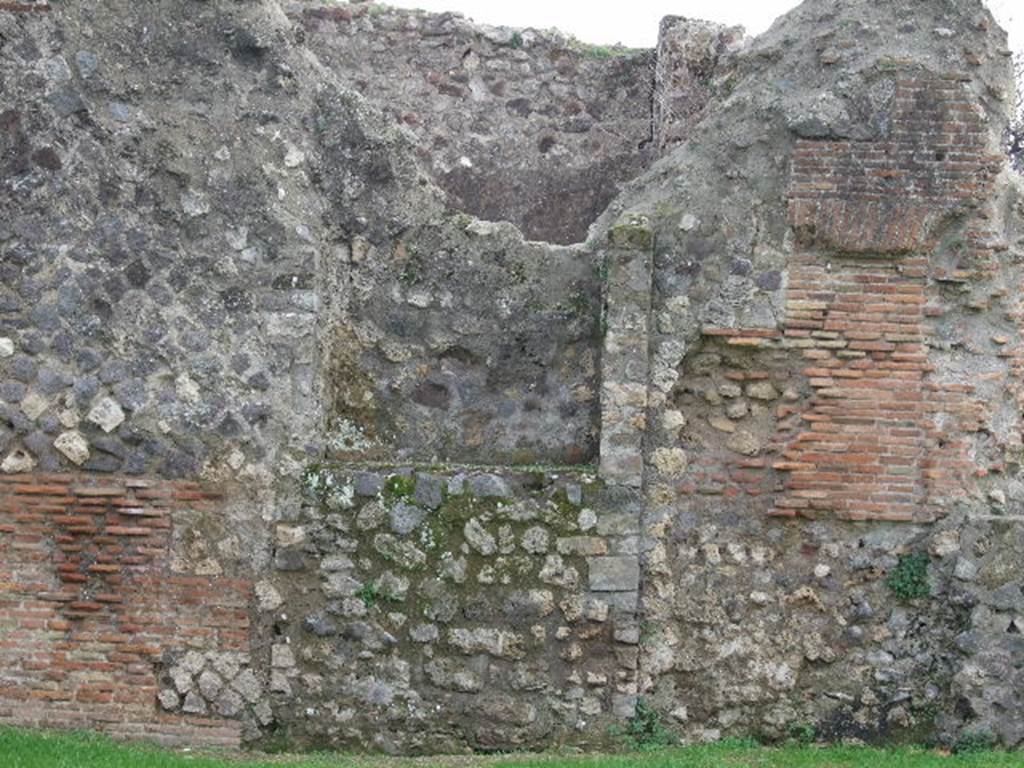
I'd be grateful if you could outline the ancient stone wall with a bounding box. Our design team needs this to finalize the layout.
[0,0,627,749]
[264,465,642,753]
[619,0,1024,747]
[325,221,601,465]
[291,2,738,244]
[2,0,1024,756]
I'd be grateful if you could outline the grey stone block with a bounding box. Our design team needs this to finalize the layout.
[588,556,640,592]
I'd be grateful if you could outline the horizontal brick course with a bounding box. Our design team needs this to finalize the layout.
[0,2,49,11]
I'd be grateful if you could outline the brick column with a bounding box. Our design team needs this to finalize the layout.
[775,74,1003,522]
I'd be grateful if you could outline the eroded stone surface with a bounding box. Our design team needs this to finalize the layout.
[87,397,125,433]
[53,431,89,465]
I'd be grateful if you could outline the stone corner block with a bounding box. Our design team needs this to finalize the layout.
[588,555,640,593]
[607,213,653,250]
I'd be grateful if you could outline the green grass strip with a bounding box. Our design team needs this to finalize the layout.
[2,727,1023,768]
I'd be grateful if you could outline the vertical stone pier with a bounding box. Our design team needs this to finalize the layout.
[596,214,655,717]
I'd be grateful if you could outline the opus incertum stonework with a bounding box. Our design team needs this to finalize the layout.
[2,0,1024,754]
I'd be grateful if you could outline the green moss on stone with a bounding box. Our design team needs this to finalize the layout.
[383,474,417,501]
[549,487,581,519]
[425,492,503,549]
[358,581,401,609]
[570,39,645,60]
[608,213,653,250]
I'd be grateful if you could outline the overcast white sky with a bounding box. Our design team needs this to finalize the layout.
[383,0,1021,50]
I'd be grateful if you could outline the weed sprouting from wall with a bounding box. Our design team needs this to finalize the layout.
[886,553,931,601]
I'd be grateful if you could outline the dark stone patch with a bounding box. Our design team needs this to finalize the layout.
[756,270,782,290]
[303,613,337,637]
[31,146,61,171]
[241,402,271,426]
[91,436,126,458]
[221,287,252,312]
[217,413,243,437]
[271,273,314,290]
[231,353,250,375]
[47,86,86,118]
[275,549,307,572]
[506,98,532,118]
[247,371,270,391]
[687,237,714,260]
[354,472,383,497]
[74,50,98,78]
[412,380,450,410]
[76,348,102,372]
[124,260,151,288]
[229,27,269,67]
[19,331,45,355]
[37,366,69,394]
[113,378,148,410]
[99,360,128,385]
[413,474,444,509]
[104,273,126,301]
[436,82,465,98]
[6,355,38,383]
[72,375,100,404]
[730,258,752,276]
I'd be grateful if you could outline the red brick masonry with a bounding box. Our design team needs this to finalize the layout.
[685,74,1007,522]
[0,474,251,747]
[773,256,939,521]
[769,73,1004,521]
[788,75,1002,255]
[775,75,1000,521]
[0,2,50,12]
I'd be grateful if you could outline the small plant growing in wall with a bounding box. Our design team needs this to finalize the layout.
[788,722,817,745]
[358,582,397,609]
[610,698,677,750]
[383,474,416,501]
[358,582,380,609]
[886,552,930,600]
[954,730,998,754]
